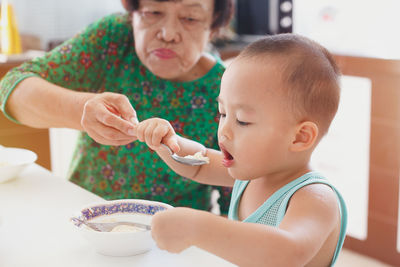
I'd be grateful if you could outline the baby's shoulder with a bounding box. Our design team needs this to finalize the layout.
[290,183,339,214]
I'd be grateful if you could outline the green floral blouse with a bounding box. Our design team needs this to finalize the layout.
[0,13,231,213]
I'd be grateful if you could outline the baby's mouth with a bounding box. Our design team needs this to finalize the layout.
[222,149,233,161]
[219,145,234,167]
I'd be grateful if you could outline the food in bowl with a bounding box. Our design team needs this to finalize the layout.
[110,224,143,233]
[71,199,173,256]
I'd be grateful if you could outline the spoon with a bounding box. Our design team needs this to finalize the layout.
[71,217,150,232]
[161,144,209,166]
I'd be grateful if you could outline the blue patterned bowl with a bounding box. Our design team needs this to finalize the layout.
[71,199,173,256]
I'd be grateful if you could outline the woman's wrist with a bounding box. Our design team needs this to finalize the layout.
[69,91,96,130]
[7,76,97,130]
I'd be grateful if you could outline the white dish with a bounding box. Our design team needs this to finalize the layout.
[71,199,173,256]
[0,146,37,183]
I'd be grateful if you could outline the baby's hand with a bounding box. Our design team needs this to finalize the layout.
[151,207,199,253]
[135,118,179,153]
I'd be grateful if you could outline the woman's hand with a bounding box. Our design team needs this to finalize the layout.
[81,92,139,146]
[135,118,180,153]
[151,207,200,253]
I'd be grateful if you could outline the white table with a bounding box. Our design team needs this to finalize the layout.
[0,164,236,267]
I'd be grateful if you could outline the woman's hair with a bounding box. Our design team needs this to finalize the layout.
[238,34,341,136]
[123,0,234,30]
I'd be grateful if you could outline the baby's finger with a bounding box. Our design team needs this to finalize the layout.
[143,122,157,146]
[151,124,170,147]
[165,138,180,153]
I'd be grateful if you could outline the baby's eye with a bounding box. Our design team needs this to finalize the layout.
[218,113,226,118]
[236,119,250,126]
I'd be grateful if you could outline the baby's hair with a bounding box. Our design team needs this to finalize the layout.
[238,34,341,136]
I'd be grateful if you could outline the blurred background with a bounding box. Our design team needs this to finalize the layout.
[0,0,399,266]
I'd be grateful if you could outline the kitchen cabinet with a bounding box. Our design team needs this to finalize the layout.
[334,55,400,266]
[0,61,51,170]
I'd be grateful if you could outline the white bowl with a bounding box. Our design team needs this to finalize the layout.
[71,199,173,256]
[0,146,37,183]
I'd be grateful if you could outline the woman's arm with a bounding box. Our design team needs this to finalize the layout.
[1,14,140,146]
[7,76,92,129]
[6,77,138,146]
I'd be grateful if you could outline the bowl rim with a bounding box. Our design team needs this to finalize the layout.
[0,147,37,166]
[71,199,173,234]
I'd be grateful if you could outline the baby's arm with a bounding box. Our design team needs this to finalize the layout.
[151,184,340,266]
[135,118,233,187]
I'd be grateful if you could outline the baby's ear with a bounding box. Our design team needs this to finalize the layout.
[290,121,319,152]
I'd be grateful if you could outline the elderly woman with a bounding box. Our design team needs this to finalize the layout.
[0,0,234,213]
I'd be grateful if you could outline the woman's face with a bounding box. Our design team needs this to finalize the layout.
[132,0,215,81]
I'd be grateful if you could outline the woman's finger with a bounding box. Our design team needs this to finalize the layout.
[105,93,138,125]
[96,106,136,136]
[86,129,135,146]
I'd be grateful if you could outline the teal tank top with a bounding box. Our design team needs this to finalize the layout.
[228,172,348,266]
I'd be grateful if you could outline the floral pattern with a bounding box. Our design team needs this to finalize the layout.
[71,200,171,227]
[0,13,231,214]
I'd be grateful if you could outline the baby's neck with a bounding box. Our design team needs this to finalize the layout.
[252,166,312,191]
[237,168,312,221]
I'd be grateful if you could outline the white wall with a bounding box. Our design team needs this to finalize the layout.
[293,0,400,59]
[311,76,371,241]
[49,128,79,179]
[12,0,124,49]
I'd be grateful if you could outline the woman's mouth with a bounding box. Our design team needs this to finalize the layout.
[219,144,234,168]
[153,48,177,59]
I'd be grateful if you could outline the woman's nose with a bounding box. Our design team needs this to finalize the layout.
[157,17,181,43]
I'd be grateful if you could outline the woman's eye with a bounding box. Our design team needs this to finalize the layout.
[142,11,162,18]
[219,113,226,118]
[181,17,198,24]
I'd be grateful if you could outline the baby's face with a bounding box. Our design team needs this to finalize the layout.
[217,59,298,180]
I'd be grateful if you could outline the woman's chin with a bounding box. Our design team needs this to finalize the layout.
[148,66,185,81]
[145,58,194,81]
